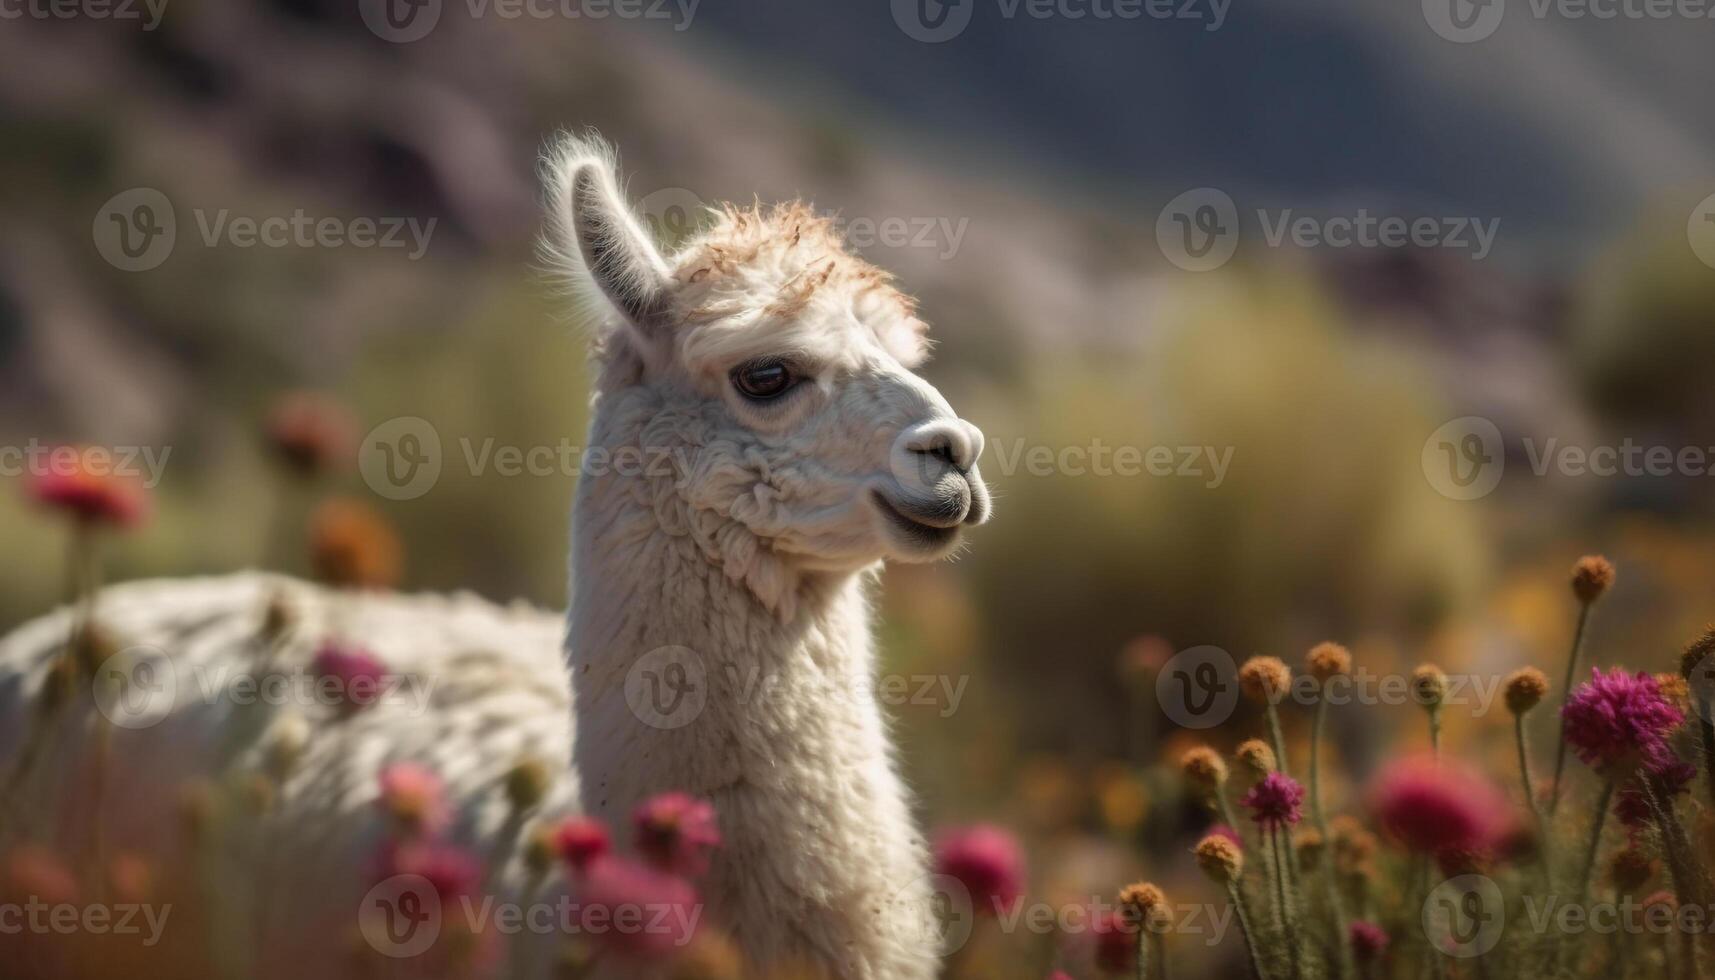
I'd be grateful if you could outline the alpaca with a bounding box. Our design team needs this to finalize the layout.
[0,133,990,980]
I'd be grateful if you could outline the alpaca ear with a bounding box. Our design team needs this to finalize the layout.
[545,134,672,343]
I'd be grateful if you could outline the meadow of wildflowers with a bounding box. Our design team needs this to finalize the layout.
[6,423,1715,980]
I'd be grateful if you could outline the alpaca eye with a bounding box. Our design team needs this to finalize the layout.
[731,359,796,401]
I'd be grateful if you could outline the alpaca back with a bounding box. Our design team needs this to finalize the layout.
[0,573,576,980]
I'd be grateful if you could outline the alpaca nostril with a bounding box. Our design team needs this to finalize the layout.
[912,442,957,468]
[903,420,977,474]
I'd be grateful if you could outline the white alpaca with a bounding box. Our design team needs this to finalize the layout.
[0,134,990,980]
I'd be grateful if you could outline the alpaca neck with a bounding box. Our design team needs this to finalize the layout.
[564,369,931,977]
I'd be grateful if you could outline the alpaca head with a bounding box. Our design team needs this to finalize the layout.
[545,136,990,580]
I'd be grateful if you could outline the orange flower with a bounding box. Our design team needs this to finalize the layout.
[309,498,402,589]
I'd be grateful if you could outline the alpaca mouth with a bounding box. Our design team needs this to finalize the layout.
[870,490,965,554]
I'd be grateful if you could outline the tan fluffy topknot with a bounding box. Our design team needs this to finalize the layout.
[1410,664,1448,709]
[1571,555,1616,605]
[1118,882,1170,932]
[1306,642,1352,682]
[1180,746,1229,791]
[1503,667,1549,715]
[1195,835,1244,884]
[1682,625,1715,681]
[1238,656,1292,704]
[1234,739,1277,777]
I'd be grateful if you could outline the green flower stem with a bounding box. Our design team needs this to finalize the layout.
[1312,694,1354,980]
[1271,827,1301,980]
[1265,826,1285,933]
[1227,880,1271,980]
[1136,927,1150,980]
[1265,702,1291,779]
[1551,779,1613,976]
[1549,603,1592,816]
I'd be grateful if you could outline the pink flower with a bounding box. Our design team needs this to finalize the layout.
[933,824,1026,916]
[312,642,388,712]
[633,792,722,877]
[1090,907,1138,973]
[266,392,357,476]
[1562,668,1684,775]
[378,762,449,835]
[1349,920,1389,963]
[1616,761,1695,830]
[27,447,150,528]
[1207,824,1244,849]
[1240,773,1305,831]
[3,845,78,905]
[575,856,702,958]
[1047,973,1076,980]
[1369,756,1510,855]
[553,816,612,873]
[377,840,482,900]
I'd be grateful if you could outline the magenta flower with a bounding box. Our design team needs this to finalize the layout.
[1350,920,1389,963]
[377,762,449,835]
[1615,760,1695,830]
[1562,668,1684,775]
[554,816,613,874]
[27,448,150,528]
[933,824,1026,916]
[377,840,482,900]
[1369,756,1510,855]
[633,793,721,877]
[1207,823,1244,849]
[575,856,701,958]
[312,642,388,712]
[1091,906,1138,974]
[1240,773,1305,831]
